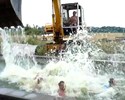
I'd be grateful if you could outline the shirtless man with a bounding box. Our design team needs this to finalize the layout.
[69,11,78,26]
[68,11,78,33]
[57,81,66,96]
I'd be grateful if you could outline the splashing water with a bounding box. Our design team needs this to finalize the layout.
[0,27,125,99]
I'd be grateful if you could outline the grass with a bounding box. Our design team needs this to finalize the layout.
[92,32,125,41]
[91,33,125,54]
[95,40,125,54]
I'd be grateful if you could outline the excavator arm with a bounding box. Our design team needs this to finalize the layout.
[52,0,64,43]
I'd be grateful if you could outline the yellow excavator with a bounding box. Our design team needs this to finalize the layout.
[0,0,86,52]
[44,0,86,51]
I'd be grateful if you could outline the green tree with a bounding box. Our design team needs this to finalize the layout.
[24,24,45,35]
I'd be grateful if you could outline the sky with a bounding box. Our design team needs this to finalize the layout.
[22,0,125,27]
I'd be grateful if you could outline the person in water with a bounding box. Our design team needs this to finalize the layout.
[98,78,117,98]
[57,81,66,96]
[33,73,43,92]
[109,78,116,87]
[103,78,116,89]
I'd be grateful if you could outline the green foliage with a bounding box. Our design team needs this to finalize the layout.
[26,35,48,55]
[26,36,40,45]
[88,26,125,33]
[95,40,125,54]
[24,24,45,35]
[24,24,49,55]
[81,87,88,95]
[35,42,47,55]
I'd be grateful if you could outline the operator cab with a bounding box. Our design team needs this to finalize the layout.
[61,2,85,35]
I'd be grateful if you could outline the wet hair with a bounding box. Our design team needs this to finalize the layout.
[58,81,64,86]
[109,78,114,83]
[109,78,115,86]
[73,11,76,14]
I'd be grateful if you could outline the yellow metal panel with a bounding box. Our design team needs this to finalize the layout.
[52,0,64,40]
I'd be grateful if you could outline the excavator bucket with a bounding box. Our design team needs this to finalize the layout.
[0,0,23,28]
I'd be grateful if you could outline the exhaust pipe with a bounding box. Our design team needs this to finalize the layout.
[0,0,23,28]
